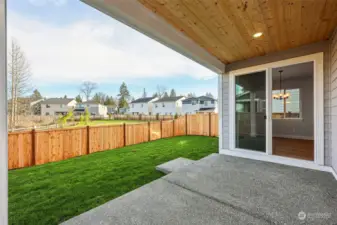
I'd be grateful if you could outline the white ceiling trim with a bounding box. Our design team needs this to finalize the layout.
[81,0,225,74]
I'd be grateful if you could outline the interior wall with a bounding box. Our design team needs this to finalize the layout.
[272,76,314,139]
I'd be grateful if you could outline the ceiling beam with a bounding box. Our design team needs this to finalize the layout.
[81,0,225,74]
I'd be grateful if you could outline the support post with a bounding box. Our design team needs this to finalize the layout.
[0,0,7,223]
[32,128,36,165]
[123,123,126,146]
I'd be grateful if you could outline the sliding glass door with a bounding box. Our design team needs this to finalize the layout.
[235,71,266,152]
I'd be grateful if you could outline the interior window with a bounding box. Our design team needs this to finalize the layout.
[272,88,301,119]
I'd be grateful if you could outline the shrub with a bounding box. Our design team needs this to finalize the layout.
[84,108,90,125]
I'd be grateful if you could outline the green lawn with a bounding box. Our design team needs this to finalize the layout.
[9,136,218,225]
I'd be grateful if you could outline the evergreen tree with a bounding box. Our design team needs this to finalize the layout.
[30,89,43,115]
[118,82,130,110]
[163,92,169,98]
[75,95,82,103]
[170,89,176,97]
[104,96,116,107]
[142,88,147,98]
[187,92,196,98]
[92,92,106,104]
[152,93,158,97]
[30,89,42,100]
[205,92,214,98]
[64,95,67,99]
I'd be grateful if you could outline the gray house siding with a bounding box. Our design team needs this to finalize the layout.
[220,74,229,150]
[330,30,337,172]
[224,41,332,166]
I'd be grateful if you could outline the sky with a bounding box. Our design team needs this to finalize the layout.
[7,0,218,100]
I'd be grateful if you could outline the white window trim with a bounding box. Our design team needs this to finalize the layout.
[226,52,324,166]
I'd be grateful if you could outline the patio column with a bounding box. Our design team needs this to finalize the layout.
[250,92,256,137]
[0,0,7,224]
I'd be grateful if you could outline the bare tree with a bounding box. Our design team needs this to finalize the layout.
[80,81,97,101]
[156,85,167,98]
[8,39,32,129]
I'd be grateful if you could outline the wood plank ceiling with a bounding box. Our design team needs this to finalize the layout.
[137,0,337,64]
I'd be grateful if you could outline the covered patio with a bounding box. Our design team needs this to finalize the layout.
[62,153,337,225]
[78,0,337,173]
[1,0,337,224]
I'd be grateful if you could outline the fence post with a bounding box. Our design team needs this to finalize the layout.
[185,114,188,136]
[148,121,151,142]
[173,119,175,137]
[160,120,163,139]
[32,128,36,165]
[123,123,126,146]
[86,126,90,154]
[209,113,212,137]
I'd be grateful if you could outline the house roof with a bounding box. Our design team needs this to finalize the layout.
[182,96,216,103]
[153,96,184,103]
[131,97,156,103]
[41,98,74,105]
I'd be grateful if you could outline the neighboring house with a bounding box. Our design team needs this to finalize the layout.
[118,107,129,114]
[182,96,218,114]
[152,96,185,116]
[30,99,44,115]
[129,97,158,115]
[8,97,44,116]
[83,0,337,179]
[107,106,117,115]
[74,101,108,117]
[40,98,77,116]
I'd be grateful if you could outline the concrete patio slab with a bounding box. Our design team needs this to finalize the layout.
[155,157,195,174]
[61,179,269,225]
[62,154,337,225]
[164,154,337,225]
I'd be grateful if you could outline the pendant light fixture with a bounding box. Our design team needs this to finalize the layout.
[273,70,290,100]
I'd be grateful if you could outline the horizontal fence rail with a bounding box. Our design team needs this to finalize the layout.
[8,113,218,170]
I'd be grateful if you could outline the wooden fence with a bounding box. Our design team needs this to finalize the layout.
[8,113,218,170]
[111,114,175,121]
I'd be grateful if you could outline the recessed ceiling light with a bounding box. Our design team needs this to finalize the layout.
[253,32,263,38]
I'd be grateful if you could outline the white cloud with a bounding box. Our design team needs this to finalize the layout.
[8,12,217,84]
[28,0,67,6]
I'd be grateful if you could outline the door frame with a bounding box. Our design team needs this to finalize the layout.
[228,68,269,153]
[227,52,324,166]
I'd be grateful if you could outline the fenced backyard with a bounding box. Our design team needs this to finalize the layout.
[8,113,218,170]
